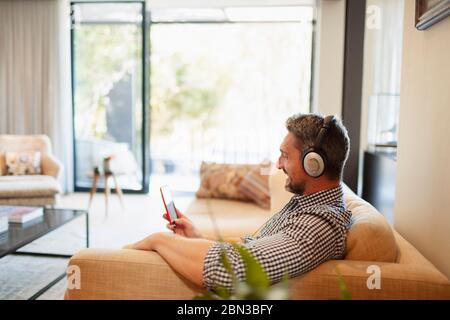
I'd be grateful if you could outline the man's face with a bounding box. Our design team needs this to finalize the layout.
[276,132,307,195]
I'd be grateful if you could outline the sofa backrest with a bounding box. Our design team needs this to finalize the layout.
[269,170,398,263]
[343,188,398,262]
[0,134,52,175]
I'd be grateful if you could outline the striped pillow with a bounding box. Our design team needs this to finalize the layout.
[239,166,270,209]
[196,162,258,201]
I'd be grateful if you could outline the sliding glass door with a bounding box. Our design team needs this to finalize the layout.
[71,1,148,192]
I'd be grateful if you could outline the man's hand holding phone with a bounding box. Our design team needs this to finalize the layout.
[162,209,202,239]
[160,185,202,239]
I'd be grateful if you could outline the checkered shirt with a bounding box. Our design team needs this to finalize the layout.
[202,184,352,291]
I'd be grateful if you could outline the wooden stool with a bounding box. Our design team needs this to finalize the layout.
[88,166,124,218]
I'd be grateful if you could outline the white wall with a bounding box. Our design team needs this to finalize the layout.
[312,0,346,117]
[394,0,450,278]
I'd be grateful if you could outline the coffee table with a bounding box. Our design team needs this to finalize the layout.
[0,208,89,300]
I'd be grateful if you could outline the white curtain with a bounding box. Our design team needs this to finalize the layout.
[0,0,73,193]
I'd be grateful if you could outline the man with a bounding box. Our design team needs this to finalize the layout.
[125,113,352,291]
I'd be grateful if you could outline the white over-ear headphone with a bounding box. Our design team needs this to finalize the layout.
[302,115,336,178]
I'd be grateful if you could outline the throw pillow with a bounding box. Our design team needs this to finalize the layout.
[5,151,42,175]
[238,166,271,209]
[196,162,259,201]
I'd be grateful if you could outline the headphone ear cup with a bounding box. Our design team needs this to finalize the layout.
[303,151,325,177]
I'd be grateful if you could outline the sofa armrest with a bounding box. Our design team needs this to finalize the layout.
[65,248,203,300]
[41,153,62,179]
[290,259,450,300]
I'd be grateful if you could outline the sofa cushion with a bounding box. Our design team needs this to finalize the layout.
[186,198,272,240]
[344,190,398,262]
[0,175,61,198]
[0,197,57,206]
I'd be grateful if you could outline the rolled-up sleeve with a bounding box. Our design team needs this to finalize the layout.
[202,215,339,291]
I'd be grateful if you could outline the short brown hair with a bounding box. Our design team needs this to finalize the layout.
[285,113,350,180]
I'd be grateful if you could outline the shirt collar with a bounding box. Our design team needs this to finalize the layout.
[292,184,344,208]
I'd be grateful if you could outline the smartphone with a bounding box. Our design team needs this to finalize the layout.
[160,185,178,225]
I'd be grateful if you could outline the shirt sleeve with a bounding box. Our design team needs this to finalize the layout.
[202,214,340,291]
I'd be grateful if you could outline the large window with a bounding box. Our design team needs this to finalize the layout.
[149,7,314,192]
[71,1,147,192]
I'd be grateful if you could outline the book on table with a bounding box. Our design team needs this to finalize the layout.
[0,206,44,224]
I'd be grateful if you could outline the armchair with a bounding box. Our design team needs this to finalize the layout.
[0,134,62,206]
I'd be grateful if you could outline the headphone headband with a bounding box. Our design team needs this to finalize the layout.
[314,115,335,150]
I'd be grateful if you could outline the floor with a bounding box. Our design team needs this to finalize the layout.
[0,189,195,300]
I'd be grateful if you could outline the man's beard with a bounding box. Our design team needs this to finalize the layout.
[283,170,306,195]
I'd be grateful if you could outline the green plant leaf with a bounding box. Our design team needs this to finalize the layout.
[214,285,232,300]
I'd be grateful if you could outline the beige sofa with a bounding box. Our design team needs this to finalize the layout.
[0,135,61,206]
[65,171,450,300]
